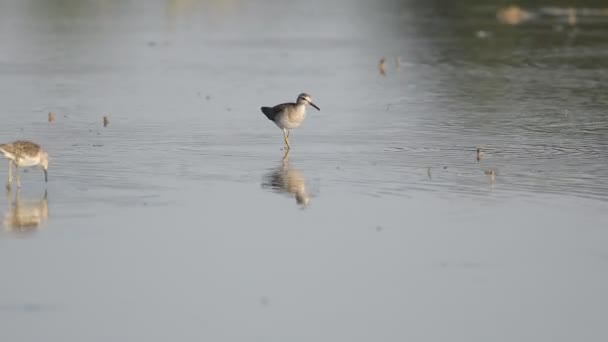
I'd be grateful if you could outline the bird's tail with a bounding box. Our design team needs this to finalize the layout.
[261,107,276,121]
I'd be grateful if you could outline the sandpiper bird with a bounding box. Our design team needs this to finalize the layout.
[261,93,320,149]
[0,140,49,188]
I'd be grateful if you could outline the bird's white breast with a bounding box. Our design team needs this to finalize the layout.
[278,105,307,129]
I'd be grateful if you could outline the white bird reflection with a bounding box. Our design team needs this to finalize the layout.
[261,150,311,208]
[3,189,49,234]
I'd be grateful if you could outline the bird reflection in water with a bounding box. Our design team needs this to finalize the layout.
[261,150,311,208]
[3,189,49,234]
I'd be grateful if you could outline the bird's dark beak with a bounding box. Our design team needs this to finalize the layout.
[310,102,320,111]
[43,169,48,182]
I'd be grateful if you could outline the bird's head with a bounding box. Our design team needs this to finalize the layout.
[296,93,320,111]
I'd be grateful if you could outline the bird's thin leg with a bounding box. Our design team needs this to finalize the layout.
[5,178,11,201]
[283,128,291,150]
[15,165,21,188]
[15,186,21,203]
[286,130,290,138]
[7,161,12,187]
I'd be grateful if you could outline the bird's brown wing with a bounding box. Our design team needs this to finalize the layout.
[0,141,41,158]
[261,103,290,121]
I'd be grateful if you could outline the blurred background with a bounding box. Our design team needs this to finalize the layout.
[0,1,607,341]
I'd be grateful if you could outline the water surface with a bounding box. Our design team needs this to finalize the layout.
[0,1,607,341]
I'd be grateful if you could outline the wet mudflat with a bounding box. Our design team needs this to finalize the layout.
[0,1,607,341]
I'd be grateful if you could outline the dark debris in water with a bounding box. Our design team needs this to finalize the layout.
[385,147,405,152]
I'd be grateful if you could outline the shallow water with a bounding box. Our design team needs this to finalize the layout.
[0,1,607,341]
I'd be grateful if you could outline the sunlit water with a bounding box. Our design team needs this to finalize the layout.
[0,1,607,341]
